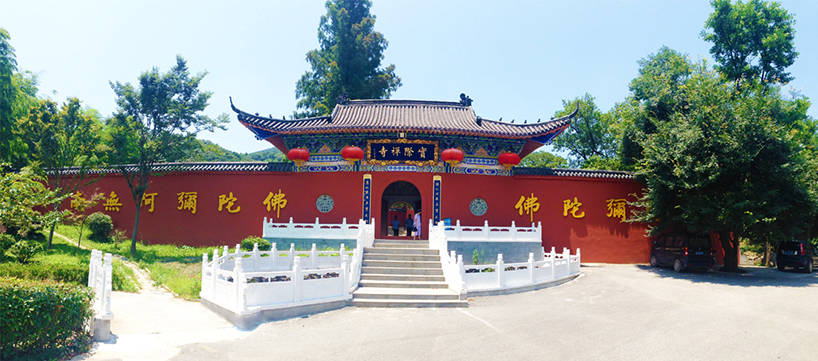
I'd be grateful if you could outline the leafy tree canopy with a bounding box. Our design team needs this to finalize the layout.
[629,63,818,270]
[519,151,568,168]
[0,28,39,169]
[17,97,105,249]
[551,94,621,169]
[107,55,227,256]
[701,0,798,88]
[294,0,401,118]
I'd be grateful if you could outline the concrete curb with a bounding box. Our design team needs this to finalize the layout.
[200,298,348,330]
[465,273,583,298]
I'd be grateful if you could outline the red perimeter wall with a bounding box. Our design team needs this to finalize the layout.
[63,170,669,264]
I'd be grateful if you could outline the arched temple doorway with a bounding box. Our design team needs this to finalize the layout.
[380,181,421,238]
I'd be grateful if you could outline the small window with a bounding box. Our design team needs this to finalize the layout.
[674,237,684,248]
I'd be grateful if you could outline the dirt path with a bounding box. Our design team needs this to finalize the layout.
[55,232,242,361]
[53,232,162,294]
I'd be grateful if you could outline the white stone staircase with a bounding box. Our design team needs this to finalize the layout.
[350,239,467,308]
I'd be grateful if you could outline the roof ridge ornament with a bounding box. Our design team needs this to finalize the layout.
[459,93,473,106]
[336,92,350,105]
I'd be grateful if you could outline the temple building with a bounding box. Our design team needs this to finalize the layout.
[62,95,693,264]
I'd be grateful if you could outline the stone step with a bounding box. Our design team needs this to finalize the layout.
[363,254,440,262]
[373,240,429,248]
[352,287,461,301]
[349,299,468,308]
[361,266,443,276]
[364,247,438,255]
[360,274,446,282]
[359,280,449,289]
[362,260,441,268]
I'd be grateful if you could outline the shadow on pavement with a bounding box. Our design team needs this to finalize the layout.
[635,264,818,288]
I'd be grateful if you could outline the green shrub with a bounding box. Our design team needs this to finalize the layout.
[0,263,89,286]
[1,233,15,251]
[86,212,113,241]
[0,277,94,360]
[9,240,43,264]
[240,236,271,251]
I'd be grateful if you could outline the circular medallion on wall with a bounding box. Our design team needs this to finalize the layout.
[469,197,488,216]
[316,194,334,213]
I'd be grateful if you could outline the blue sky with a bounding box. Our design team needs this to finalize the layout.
[2,0,816,155]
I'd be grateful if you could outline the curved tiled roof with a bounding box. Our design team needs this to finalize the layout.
[232,98,576,140]
[514,167,634,179]
[57,162,292,175]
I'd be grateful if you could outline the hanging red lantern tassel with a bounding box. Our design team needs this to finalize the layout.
[287,148,310,165]
[441,148,464,166]
[341,146,364,163]
[498,152,520,169]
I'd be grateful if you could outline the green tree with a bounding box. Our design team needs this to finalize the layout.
[629,64,817,271]
[107,56,227,257]
[551,94,620,169]
[519,151,568,168]
[0,28,38,169]
[620,47,693,169]
[64,191,105,249]
[0,167,66,237]
[17,98,104,250]
[294,0,401,118]
[701,0,798,89]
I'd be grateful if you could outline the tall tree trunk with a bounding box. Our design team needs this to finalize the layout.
[130,209,141,258]
[764,238,771,268]
[46,202,60,250]
[78,219,85,249]
[718,231,739,271]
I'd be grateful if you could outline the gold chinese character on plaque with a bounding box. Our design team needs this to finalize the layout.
[403,147,414,157]
[177,192,198,214]
[218,192,241,213]
[391,146,400,156]
[379,146,387,158]
[263,189,287,218]
[70,191,84,209]
[142,193,158,213]
[563,197,585,218]
[104,191,123,212]
[419,147,427,159]
[606,199,627,221]
[515,193,540,222]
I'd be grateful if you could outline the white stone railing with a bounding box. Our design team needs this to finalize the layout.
[348,219,375,293]
[444,220,542,242]
[429,220,466,295]
[461,247,580,292]
[88,250,113,320]
[429,221,581,295]
[263,217,361,239]
[200,219,375,314]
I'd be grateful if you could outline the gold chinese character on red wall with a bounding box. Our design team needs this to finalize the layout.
[263,189,287,218]
[142,193,158,213]
[218,192,241,213]
[177,192,197,214]
[104,191,123,212]
[606,199,627,221]
[515,193,540,222]
[563,197,585,219]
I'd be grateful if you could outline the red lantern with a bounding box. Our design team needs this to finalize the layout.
[287,148,310,165]
[341,146,364,163]
[498,152,520,169]
[441,148,464,166]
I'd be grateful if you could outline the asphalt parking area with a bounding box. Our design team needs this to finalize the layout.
[93,264,818,361]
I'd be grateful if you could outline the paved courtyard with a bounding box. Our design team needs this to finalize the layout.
[79,264,818,361]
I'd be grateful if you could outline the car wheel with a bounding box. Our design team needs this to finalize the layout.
[673,259,683,273]
[806,261,814,273]
[650,255,658,267]
[777,263,785,271]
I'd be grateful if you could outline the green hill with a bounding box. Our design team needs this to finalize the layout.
[186,140,287,162]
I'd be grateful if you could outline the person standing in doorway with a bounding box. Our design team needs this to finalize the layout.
[413,212,422,240]
[406,214,414,237]
[391,215,400,236]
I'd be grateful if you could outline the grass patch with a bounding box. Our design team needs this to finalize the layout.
[55,224,217,299]
[143,262,202,300]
